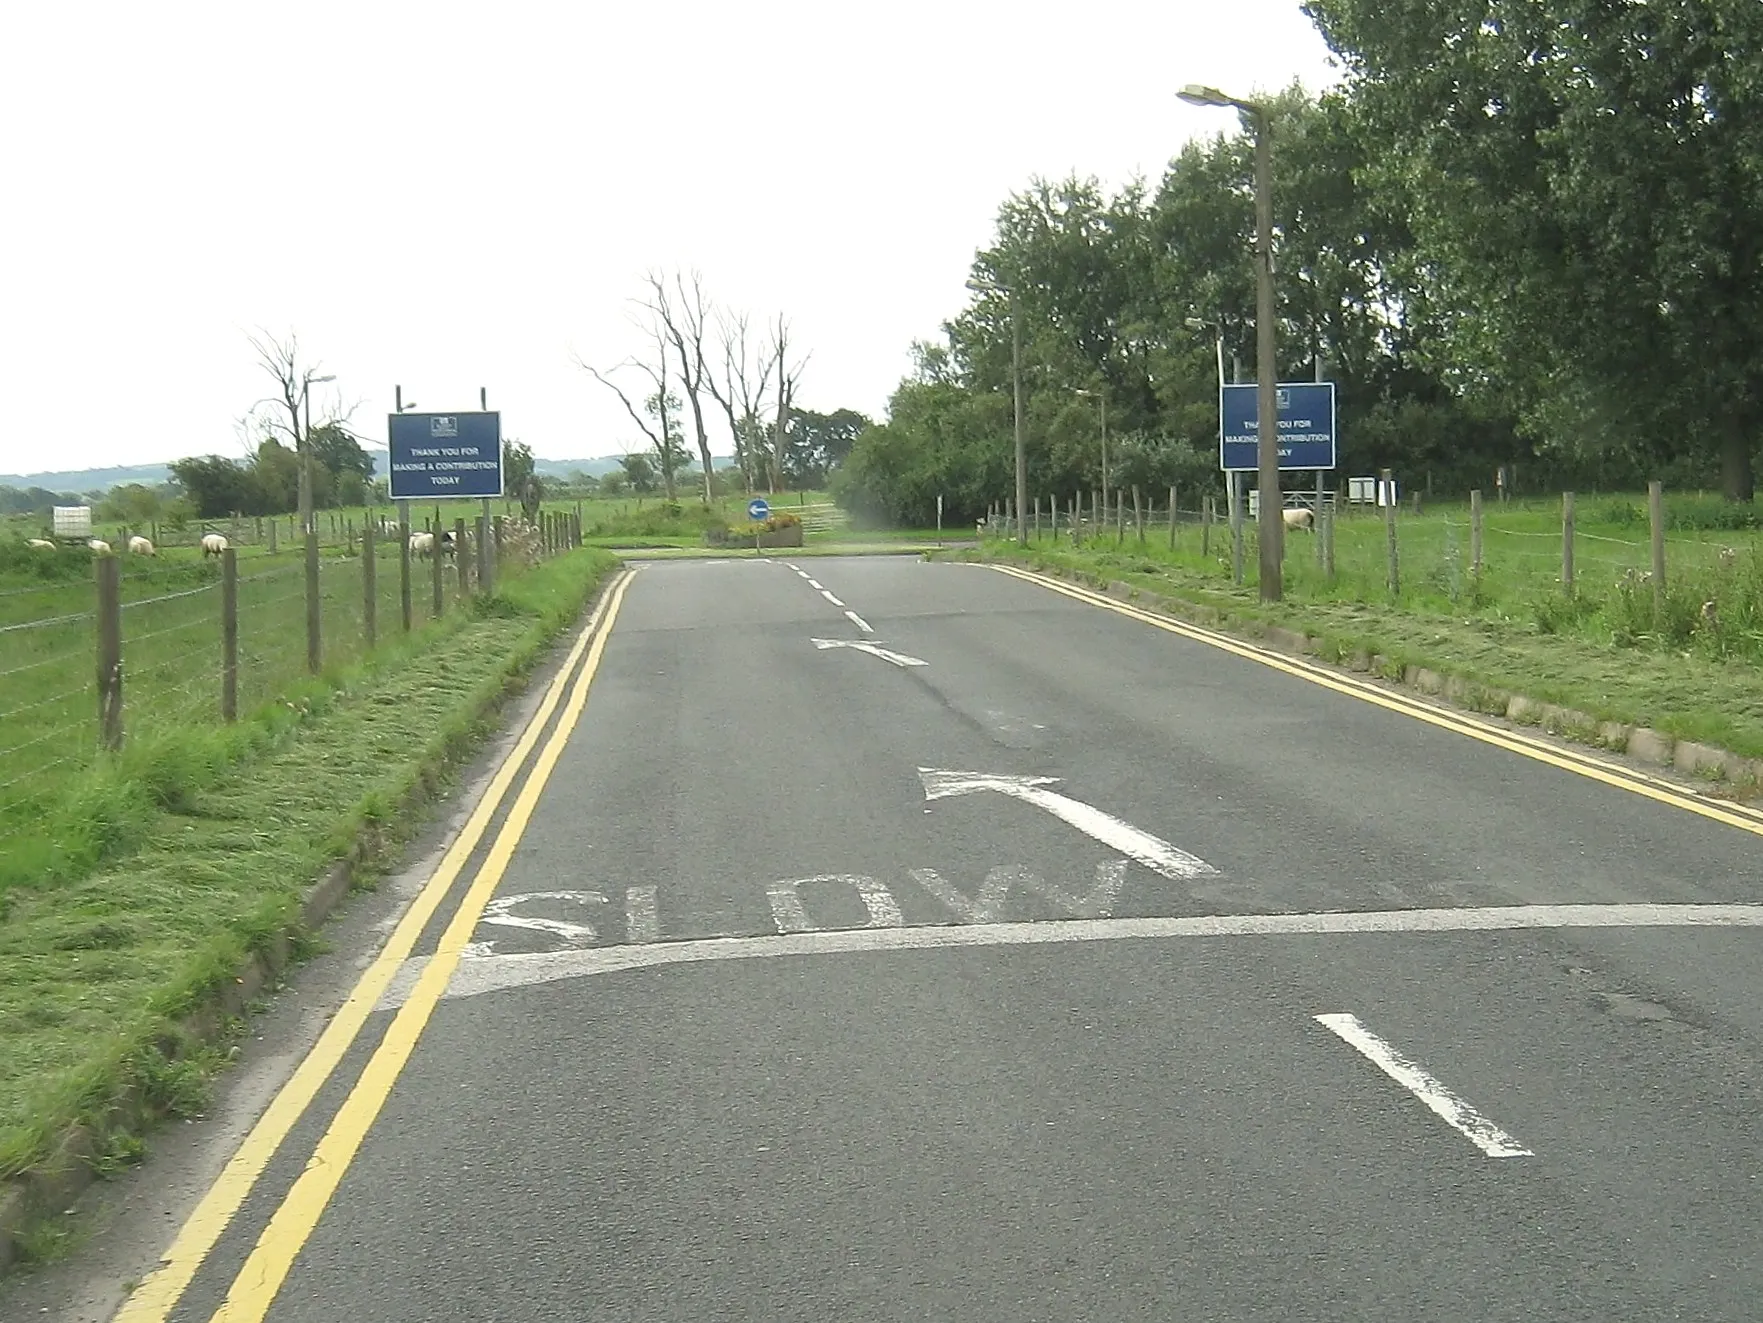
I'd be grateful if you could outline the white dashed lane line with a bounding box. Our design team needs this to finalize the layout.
[785,563,871,631]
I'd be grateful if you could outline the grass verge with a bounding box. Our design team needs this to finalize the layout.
[0,547,619,1266]
[962,541,1763,768]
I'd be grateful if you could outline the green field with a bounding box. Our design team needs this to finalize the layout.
[0,511,561,902]
[1006,491,1763,656]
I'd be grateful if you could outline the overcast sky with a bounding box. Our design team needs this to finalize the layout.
[0,1,1338,475]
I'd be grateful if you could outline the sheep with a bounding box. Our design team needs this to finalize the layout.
[88,539,113,555]
[1282,507,1315,532]
[200,533,229,558]
[409,531,435,559]
[378,518,401,536]
[27,538,54,549]
[128,535,155,555]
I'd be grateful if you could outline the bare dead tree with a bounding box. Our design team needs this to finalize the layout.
[246,330,355,526]
[704,309,779,494]
[577,312,683,501]
[766,315,812,494]
[644,270,720,504]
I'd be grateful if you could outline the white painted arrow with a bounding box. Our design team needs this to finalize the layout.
[811,637,927,668]
[918,767,1218,880]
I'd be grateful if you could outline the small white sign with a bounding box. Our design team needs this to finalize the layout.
[430,416,459,438]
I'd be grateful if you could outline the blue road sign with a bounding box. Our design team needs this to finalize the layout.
[747,498,771,522]
[1219,382,1337,472]
[387,412,504,499]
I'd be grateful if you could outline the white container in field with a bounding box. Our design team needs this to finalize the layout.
[52,505,93,538]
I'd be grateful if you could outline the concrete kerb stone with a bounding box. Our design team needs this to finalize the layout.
[0,571,615,1276]
[975,549,1759,804]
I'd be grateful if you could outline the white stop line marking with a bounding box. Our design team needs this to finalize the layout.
[1315,1012,1533,1158]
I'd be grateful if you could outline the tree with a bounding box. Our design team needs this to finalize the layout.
[1305,0,1763,499]
[504,438,542,517]
[783,408,873,487]
[618,453,657,494]
[170,456,257,519]
[767,315,810,493]
[251,439,300,513]
[705,310,779,493]
[245,331,355,516]
[581,306,685,501]
[646,270,718,504]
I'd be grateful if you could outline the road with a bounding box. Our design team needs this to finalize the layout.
[111,555,1763,1321]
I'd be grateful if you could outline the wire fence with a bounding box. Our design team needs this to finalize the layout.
[984,482,1763,656]
[0,510,582,888]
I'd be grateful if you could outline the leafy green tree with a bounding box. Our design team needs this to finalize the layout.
[169,456,256,518]
[618,453,657,495]
[1306,0,1763,498]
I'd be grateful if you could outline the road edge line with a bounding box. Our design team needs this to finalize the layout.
[987,562,1763,840]
[207,567,637,1323]
[110,566,632,1323]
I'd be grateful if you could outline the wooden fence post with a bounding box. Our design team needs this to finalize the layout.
[1649,479,1666,625]
[1382,468,1400,596]
[1116,490,1126,546]
[399,510,412,633]
[221,547,237,721]
[1133,485,1144,544]
[1168,485,1177,550]
[1203,496,1213,558]
[266,520,277,555]
[305,518,321,675]
[96,555,123,751]
[1469,489,1483,583]
[456,518,470,603]
[363,522,377,648]
[478,513,493,594]
[1323,503,1336,582]
[431,528,444,617]
[1561,490,1575,592]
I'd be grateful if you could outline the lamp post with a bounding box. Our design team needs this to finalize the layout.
[966,275,1026,546]
[1073,386,1108,499]
[1178,83,1282,600]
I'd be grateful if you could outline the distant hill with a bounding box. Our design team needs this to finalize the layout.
[0,463,172,492]
[0,452,737,496]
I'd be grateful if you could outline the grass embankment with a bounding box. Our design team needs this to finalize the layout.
[971,494,1763,764]
[0,548,618,1247]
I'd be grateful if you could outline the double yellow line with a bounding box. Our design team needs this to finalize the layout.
[117,567,636,1323]
[991,562,1763,839]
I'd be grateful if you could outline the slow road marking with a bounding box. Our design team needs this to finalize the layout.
[401,903,1763,1008]
[111,567,636,1323]
[1315,1012,1533,1157]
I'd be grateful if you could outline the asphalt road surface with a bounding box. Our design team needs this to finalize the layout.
[112,556,1763,1322]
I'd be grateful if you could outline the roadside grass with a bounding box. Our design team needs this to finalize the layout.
[0,539,449,901]
[973,528,1763,763]
[0,548,617,1193]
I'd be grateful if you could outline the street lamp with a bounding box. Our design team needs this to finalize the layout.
[966,275,1027,547]
[1073,386,1109,498]
[1178,83,1282,600]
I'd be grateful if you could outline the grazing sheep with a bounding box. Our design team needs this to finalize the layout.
[27,538,54,549]
[1282,507,1315,532]
[88,539,113,555]
[409,531,436,559]
[378,518,401,536]
[439,530,459,559]
[200,533,229,558]
[128,535,155,555]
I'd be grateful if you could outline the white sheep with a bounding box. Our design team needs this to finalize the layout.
[128,535,155,555]
[410,531,436,559]
[1282,507,1315,532]
[88,539,113,555]
[200,533,229,558]
[27,538,54,549]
